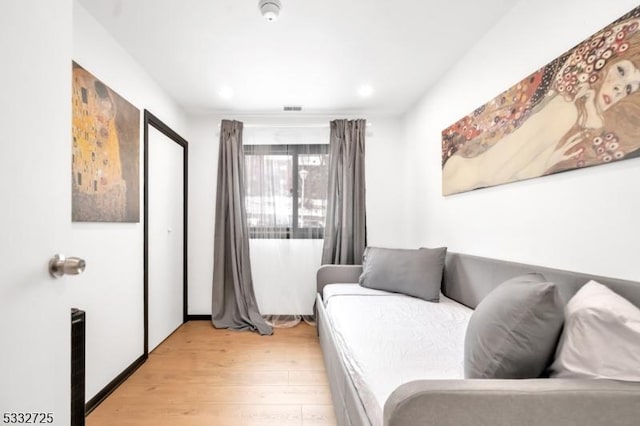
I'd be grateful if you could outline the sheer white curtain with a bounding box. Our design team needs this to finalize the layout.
[243,125,329,326]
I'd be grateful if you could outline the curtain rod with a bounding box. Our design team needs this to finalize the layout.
[245,123,329,129]
[216,122,372,129]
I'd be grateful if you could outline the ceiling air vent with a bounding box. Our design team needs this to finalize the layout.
[283,105,302,111]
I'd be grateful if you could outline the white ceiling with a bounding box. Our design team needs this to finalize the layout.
[78,0,515,116]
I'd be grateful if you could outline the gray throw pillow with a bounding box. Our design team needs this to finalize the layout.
[358,247,447,302]
[464,273,564,379]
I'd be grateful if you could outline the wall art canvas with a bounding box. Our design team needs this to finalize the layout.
[72,61,140,221]
[442,6,640,195]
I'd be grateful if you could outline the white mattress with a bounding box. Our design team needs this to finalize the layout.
[323,284,472,426]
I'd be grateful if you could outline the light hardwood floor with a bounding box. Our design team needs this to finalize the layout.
[87,321,337,426]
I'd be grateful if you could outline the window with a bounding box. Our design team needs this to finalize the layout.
[244,144,329,239]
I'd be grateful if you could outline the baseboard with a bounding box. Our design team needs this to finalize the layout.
[187,314,212,321]
[85,354,147,415]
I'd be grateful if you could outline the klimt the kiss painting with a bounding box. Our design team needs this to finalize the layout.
[71,62,140,221]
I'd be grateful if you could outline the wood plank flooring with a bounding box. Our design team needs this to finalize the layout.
[87,321,337,426]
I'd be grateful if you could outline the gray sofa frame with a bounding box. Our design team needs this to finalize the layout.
[316,252,640,426]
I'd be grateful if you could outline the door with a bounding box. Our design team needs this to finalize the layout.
[144,111,188,353]
[0,1,74,423]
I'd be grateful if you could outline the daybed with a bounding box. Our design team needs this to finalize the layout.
[315,251,640,426]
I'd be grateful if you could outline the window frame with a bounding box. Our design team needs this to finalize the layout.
[244,143,329,240]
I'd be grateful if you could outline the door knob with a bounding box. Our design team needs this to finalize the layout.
[49,254,86,278]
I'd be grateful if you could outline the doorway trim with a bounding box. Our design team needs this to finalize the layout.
[143,110,189,356]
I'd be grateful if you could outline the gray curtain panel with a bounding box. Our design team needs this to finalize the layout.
[321,119,367,265]
[211,120,272,335]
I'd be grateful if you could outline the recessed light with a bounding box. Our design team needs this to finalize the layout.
[358,85,374,97]
[219,86,234,99]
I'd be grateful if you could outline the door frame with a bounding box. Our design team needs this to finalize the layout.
[143,110,188,356]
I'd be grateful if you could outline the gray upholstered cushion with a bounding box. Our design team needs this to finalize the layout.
[358,247,447,302]
[464,273,564,379]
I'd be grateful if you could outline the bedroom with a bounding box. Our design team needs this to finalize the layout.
[1,0,639,425]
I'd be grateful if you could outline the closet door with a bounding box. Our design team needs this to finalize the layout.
[147,124,185,352]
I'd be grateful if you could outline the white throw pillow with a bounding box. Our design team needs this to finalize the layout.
[550,280,640,381]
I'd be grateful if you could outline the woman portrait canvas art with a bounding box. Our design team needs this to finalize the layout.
[442,6,640,195]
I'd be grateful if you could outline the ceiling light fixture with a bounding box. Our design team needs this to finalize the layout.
[259,0,282,22]
[358,85,374,97]
[219,86,234,99]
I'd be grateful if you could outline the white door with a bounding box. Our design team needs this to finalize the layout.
[0,1,74,423]
[148,126,184,352]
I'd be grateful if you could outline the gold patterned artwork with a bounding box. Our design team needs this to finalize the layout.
[72,62,140,222]
[442,6,640,195]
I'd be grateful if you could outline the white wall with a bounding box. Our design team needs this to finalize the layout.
[185,115,219,315]
[187,115,408,315]
[402,0,640,281]
[72,1,189,400]
[0,1,73,423]
[365,117,411,248]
